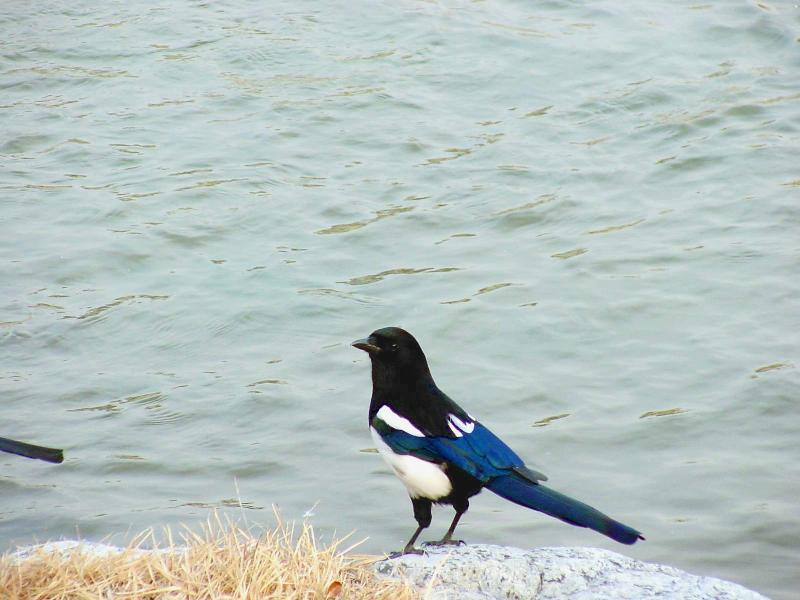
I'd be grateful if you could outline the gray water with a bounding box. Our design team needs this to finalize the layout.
[2,1,798,598]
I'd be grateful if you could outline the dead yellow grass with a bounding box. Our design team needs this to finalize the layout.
[0,514,418,600]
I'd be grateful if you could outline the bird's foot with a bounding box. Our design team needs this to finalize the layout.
[388,546,426,559]
[422,539,466,548]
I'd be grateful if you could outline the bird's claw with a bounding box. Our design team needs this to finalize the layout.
[422,539,466,547]
[388,546,426,559]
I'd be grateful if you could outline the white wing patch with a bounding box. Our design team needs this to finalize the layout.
[375,405,424,437]
[447,414,475,437]
[370,427,452,500]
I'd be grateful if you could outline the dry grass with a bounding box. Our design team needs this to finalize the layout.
[0,514,418,600]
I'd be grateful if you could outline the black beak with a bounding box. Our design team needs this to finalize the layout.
[352,337,380,354]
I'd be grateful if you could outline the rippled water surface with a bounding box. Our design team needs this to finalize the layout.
[2,1,799,598]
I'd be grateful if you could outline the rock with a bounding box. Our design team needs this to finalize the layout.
[373,544,770,600]
[11,540,179,561]
[12,540,134,560]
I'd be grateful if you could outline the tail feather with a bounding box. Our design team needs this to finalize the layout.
[487,474,643,545]
[0,437,64,464]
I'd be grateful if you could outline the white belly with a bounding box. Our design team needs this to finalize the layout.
[370,426,452,500]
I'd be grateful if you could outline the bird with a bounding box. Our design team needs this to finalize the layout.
[0,436,64,464]
[352,326,643,555]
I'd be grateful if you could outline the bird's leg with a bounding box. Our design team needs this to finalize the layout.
[425,498,468,547]
[423,499,469,546]
[389,498,432,558]
[395,525,426,557]
[439,509,465,544]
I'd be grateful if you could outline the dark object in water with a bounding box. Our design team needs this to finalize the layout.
[0,436,64,463]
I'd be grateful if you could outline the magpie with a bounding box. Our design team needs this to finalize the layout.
[0,436,64,464]
[352,326,644,555]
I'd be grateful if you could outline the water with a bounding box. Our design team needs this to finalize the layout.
[1,1,798,597]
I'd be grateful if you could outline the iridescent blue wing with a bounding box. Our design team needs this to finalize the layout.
[372,417,547,483]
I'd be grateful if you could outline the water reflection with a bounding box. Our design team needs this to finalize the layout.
[639,408,688,419]
[340,267,459,286]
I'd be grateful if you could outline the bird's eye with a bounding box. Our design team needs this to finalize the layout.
[391,343,399,351]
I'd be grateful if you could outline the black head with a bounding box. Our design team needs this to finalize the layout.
[352,327,432,386]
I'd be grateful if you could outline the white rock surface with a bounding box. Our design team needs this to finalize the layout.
[13,540,132,560]
[373,544,770,600]
[11,540,174,562]
[11,540,770,599]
